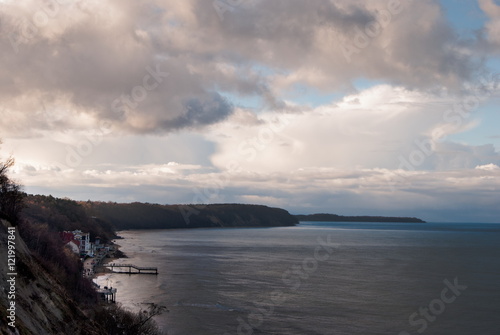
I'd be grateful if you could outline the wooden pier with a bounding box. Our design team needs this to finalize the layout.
[100,263,158,274]
[92,282,117,302]
[98,286,117,302]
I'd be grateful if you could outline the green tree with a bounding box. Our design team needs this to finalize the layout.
[0,141,25,225]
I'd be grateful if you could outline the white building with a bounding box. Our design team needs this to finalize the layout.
[72,230,94,257]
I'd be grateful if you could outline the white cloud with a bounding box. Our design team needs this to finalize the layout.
[207,85,500,173]
[475,163,500,170]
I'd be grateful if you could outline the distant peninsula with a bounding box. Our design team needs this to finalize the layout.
[295,213,426,223]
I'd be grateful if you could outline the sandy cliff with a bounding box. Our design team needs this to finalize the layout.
[0,220,103,335]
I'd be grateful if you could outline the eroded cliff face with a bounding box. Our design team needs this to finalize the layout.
[0,220,103,335]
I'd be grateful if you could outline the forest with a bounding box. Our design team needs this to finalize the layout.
[22,194,298,232]
[78,201,298,230]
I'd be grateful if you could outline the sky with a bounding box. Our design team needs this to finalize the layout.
[1,0,500,223]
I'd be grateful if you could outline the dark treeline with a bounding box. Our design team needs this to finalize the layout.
[295,213,426,223]
[83,201,298,230]
[21,195,298,231]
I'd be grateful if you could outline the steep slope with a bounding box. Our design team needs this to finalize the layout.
[0,220,104,335]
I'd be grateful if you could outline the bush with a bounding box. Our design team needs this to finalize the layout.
[94,303,167,335]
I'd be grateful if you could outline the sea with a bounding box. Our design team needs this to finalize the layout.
[94,221,500,335]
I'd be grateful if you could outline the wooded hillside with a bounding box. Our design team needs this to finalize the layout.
[22,195,298,232]
[83,202,298,230]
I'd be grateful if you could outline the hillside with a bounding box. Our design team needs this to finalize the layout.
[1,217,167,335]
[21,195,298,231]
[0,219,104,335]
[22,194,116,242]
[82,202,299,230]
[295,213,426,223]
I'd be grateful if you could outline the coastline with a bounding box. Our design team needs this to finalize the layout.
[88,238,128,281]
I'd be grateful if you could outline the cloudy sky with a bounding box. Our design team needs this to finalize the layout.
[1,0,500,222]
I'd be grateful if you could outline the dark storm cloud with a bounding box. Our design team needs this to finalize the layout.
[162,93,233,131]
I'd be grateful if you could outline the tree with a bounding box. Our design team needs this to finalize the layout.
[95,303,167,335]
[128,303,168,335]
[0,141,25,225]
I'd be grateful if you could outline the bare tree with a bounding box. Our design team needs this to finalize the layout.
[128,303,168,335]
[96,303,167,335]
[0,140,25,225]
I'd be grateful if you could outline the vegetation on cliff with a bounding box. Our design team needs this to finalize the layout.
[22,194,116,243]
[0,146,24,225]
[83,201,298,230]
[21,195,298,231]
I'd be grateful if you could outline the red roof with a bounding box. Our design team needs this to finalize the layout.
[59,231,75,243]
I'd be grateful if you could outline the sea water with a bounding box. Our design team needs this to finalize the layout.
[95,222,500,334]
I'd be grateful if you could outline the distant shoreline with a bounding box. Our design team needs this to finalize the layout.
[295,213,426,223]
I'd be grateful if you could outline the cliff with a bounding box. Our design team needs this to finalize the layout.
[0,220,104,335]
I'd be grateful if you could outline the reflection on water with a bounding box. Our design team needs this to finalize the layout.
[95,222,500,335]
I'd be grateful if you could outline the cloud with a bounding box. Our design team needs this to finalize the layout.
[0,0,485,138]
[207,85,500,173]
[479,0,500,49]
[0,1,240,137]
[1,0,499,223]
[202,0,480,90]
[475,163,500,170]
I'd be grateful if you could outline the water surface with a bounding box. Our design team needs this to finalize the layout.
[96,222,500,334]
